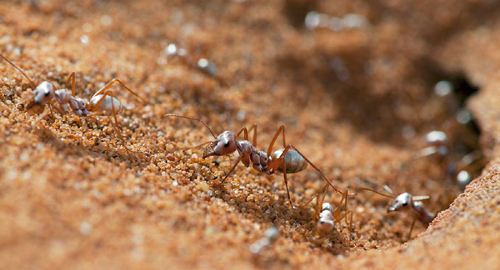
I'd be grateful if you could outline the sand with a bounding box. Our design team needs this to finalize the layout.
[1,0,500,269]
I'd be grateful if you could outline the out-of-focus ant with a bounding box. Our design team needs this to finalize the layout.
[358,186,435,239]
[416,130,483,190]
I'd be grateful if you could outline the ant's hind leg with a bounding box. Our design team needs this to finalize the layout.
[407,216,418,241]
[266,125,286,158]
[290,145,343,195]
[89,91,136,158]
[247,123,258,147]
[91,78,145,103]
[267,152,294,207]
[109,96,136,158]
[66,72,76,97]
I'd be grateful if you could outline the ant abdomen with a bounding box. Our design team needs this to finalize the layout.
[271,148,308,174]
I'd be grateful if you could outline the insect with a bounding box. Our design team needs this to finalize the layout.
[357,186,435,239]
[249,226,279,255]
[314,184,353,235]
[165,43,218,77]
[415,130,483,190]
[165,114,342,207]
[1,54,143,153]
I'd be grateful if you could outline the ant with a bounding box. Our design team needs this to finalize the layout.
[314,184,353,235]
[415,130,483,190]
[249,226,279,255]
[1,54,144,153]
[165,43,218,77]
[165,114,343,207]
[357,186,435,240]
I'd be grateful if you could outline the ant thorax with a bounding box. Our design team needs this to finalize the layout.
[236,140,268,171]
[412,201,435,226]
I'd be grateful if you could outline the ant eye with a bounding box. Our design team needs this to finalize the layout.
[44,91,50,96]
[402,202,408,206]
[224,142,230,148]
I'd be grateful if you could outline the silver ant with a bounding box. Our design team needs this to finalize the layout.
[1,54,143,153]
[358,186,435,239]
[416,130,482,190]
[314,184,353,236]
[165,114,342,207]
[249,226,279,255]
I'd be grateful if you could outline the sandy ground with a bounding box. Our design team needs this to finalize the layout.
[1,0,500,269]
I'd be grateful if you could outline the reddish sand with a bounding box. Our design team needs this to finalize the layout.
[1,1,500,269]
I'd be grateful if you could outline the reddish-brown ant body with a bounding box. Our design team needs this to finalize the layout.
[166,114,342,207]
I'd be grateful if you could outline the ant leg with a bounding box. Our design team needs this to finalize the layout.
[300,183,326,209]
[109,95,133,156]
[88,91,133,156]
[266,126,342,195]
[165,114,217,139]
[315,184,328,216]
[349,211,353,232]
[217,154,241,186]
[92,78,145,103]
[66,72,76,97]
[290,144,343,194]
[49,102,66,116]
[336,211,353,231]
[267,150,294,207]
[283,161,294,207]
[332,191,353,245]
[247,123,258,147]
[266,125,286,158]
[0,54,36,89]
[235,127,249,141]
[337,190,353,231]
[408,216,417,240]
[33,109,50,125]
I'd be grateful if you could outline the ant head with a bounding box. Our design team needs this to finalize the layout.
[389,192,412,211]
[203,131,237,158]
[32,81,56,105]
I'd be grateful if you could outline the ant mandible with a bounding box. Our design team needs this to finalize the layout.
[166,114,342,207]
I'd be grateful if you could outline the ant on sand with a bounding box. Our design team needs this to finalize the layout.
[314,184,353,236]
[166,114,343,207]
[416,130,483,190]
[357,186,435,239]
[1,54,144,154]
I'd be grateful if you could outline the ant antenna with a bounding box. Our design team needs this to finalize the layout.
[0,54,37,89]
[165,114,217,139]
[356,187,395,199]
